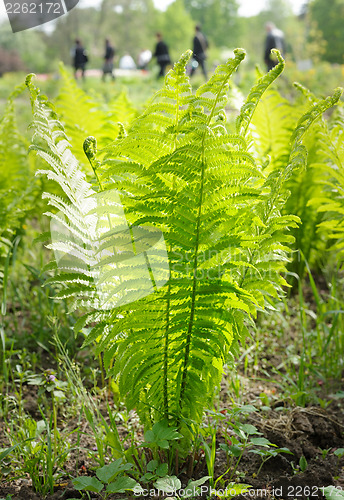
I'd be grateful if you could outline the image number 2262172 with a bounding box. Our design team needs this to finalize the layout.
[4,0,79,32]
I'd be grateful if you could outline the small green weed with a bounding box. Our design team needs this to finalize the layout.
[323,486,344,500]
[72,458,140,499]
[6,414,70,495]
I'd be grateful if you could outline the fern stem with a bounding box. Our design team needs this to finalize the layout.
[84,138,104,192]
[162,78,183,420]
[90,157,103,190]
[177,68,233,424]
[163,288,171,418]
[178,155,206,424]
[143,251,158,293]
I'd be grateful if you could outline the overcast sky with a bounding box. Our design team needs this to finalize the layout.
[151,0,305,16]
[0,0,305,24]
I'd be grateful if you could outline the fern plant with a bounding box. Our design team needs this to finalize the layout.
[282,86,344,276]
[55,64,137,171]
[308,103,344,268]
[249,80,343,282]
[27,50,341,451]
[0,84,38,298]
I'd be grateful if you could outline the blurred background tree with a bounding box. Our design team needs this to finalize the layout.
[0,0,341,75]
[0,23,52,73]
[308,0,344,63]
[154,0,194,62]
[184,0,241,48]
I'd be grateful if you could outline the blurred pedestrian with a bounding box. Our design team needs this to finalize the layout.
[153,32,171,78]
[102,38,116,81]
[72,39,88,80]
[264,22,286,71]
[190,24,208,79]
[119,53,137,70]
[138,48,152,71]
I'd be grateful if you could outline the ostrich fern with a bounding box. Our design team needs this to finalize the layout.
[27,50,341,447]
[0,84,37,291]
[308,103,344,267]
[249,80,343,280]
[55,64,137,171]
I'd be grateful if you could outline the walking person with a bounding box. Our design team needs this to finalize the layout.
[138,48,152,71]
[72,39,88,80]
[264,22,286,71]
[119,53,136,70]
[102,38,116,81]
[153,32,171,79]
[190,24,208,80]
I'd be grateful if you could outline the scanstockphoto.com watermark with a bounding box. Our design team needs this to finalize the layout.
[3,0,79,32]
[50,186,295,310]
[133,485,340,498]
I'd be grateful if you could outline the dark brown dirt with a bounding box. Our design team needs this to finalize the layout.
[231,404,344,499]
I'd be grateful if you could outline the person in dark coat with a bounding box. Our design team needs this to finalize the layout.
[264,22,286,71]
[102,38,116,81]
[72,39,88,80]
[190,24,208,79]
[153,32,171,79]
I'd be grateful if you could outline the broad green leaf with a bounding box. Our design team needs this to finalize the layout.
[249,449,266,457]
[72,476,104,493]
[228,444,242,457]
[152,420,181,441]
[184,476,211,498]
[323,486,344,500]
[250,437,273,447]
[144,430,155,443]
[156,439,169,449]
[238,424,260,435]
[142,472,155,481]
[106,476,138,493]
[187,476,211,488]
[277,447,293,454]
[217,482,252,499]
[147,459,158,472]
[299,455,307,472]
[156,463,169,477]
[154,475,181,493]
[96,459,132,483]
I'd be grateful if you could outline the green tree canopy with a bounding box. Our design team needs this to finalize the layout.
[309,0,344,63]
[0,22,50,73]
[156,0,194,61]
[184,0,241,48]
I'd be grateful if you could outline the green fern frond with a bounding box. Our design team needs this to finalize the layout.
[247,79,343,281]
[290,88,343,146]
[306,101,344,265]
[29,50,332,446]
[26,74,100,304]
[92,50,297,434]
[0,84,37,281]
[249,88,305,175]
[55,64,137,171]
[236,50,285,137]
